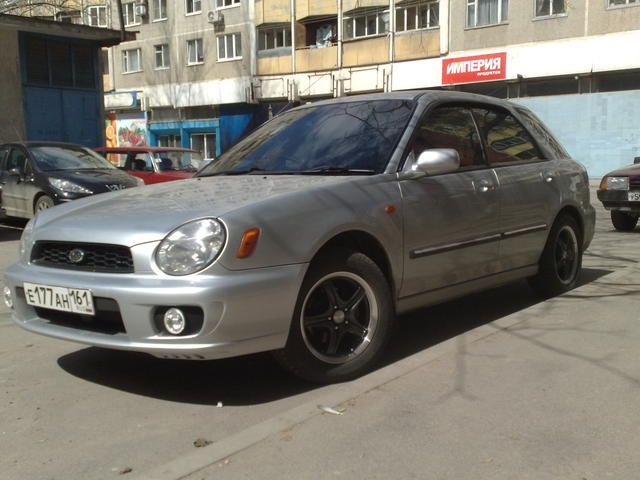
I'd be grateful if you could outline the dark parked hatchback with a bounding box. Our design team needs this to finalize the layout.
[0,142,142,219]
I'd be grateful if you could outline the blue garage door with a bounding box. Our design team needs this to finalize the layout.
[21,34,102,147]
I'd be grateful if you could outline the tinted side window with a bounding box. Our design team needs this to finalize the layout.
[7,148,28,172]
[411,107,485,169]
[0,147,8,169]
[472,108,543,164]
[516,108,569,159]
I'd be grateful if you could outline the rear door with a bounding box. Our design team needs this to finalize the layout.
[399,105,501,297]
[472,106,559,271]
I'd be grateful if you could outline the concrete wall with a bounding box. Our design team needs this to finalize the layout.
[343,36,389,67]
[256,0,291,24]
[296,0,338,19]
[0,29,25,143]
[514,91,640,177]
[257,52,293,74]
[394,29,439,61]
[110,0,253,107]
[587,0,640,36]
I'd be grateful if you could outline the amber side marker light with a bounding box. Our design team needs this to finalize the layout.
[599,177,608,190]
[237,228,260,259]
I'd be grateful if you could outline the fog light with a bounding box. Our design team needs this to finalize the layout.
[3,286,13,309]
[163,308,186,335]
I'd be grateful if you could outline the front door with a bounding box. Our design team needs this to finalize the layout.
[1,147,32,218]
[399,106,501,297]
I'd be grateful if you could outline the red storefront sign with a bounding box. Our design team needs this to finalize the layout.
[442,53,507,85]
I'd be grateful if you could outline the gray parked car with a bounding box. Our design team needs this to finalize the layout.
[4,92,595,383]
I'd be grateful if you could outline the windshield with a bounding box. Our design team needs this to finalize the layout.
[198,100,414,176]
[151,151,202,172]
[31,146,117,171]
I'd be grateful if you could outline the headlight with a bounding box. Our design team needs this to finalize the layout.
[155,218,226,275]
[49,178,93,195]
[19,218,35,261]
[600,176,629,191]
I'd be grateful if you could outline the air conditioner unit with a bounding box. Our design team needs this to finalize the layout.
[207,10,224,24]
[135,2,148,17]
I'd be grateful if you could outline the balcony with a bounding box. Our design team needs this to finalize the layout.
[343,0,388,13]
[343,35,389,67]
[394,29,440,61]
[257,53,293,75]
[255,0,291,25]
[295,45,338,72]
[295,0,337,21]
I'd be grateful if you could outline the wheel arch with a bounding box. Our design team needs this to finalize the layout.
[32,191,50,216]
[309,230,397,303]
[554,205,584,244]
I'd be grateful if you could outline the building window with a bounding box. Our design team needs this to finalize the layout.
[304,20,337,47]
[153,0,167,20]
[186,39,204,64]
[158,134,181,147]
[122,48,142,73]
[190,133,216,160]
[608,0,638,6]
[217,33,242,60]
[257,26,291,51]
[86,5,107,27]
[535,0,565,16]
[185,0,202,15]
[343,9,389,40]
[216,0,240,7]
[123,1,141,26]
[396,1,439,31]
[467,0,508,27]
[154,44,170,69]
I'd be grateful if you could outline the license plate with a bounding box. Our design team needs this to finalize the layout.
[628,191,640,202]
[24,282,95,316]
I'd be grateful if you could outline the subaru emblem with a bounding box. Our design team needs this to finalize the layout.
[68,248,85,264]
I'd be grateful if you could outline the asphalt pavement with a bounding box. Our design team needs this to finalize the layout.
[1,187,639,480]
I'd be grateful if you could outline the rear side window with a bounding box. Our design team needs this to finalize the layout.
[516,107,569,159]
[411,107,485,169]
[472,108,543,165]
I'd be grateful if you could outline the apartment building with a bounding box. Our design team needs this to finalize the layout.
[254,0,640,175]
[103,0,262,158]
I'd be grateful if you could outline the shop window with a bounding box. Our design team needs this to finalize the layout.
[190,133,216,160]
[595,71,640,92]
[74,46,96,88]
[25,37,49,85]
[467,0,508,27]
[343,9,389,39]
[396,1,439,32]
[158,134,181,147]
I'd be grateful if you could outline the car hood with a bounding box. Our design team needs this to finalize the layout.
[47,169,139,192]
[31,175,357,246]
[603,163,640,177]
[153,170,195,180]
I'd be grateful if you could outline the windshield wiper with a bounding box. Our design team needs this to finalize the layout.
[200,167,267,177]
[298,167,377,175]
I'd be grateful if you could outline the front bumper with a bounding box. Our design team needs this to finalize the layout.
[5,261,307,359]
[597,189,640,214]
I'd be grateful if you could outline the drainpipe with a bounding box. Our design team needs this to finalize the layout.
[290,0,296,73]
[440,0,450,56]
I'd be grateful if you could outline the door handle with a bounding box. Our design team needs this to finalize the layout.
[542,172,554,183]
[475,179,495,193]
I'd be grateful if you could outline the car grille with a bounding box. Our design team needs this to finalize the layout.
[630,176,640,189]
[30,241,134,273]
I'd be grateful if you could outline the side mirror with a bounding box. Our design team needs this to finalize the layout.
[414,148,460,176]
[634,157,640,165]
[8,168,24,182]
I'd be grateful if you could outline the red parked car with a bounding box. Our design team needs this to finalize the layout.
[94,147,205,184]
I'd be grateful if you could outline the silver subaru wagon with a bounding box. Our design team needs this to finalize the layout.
[4,92,595,383]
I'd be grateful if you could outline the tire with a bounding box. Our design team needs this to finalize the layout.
[528,213,582,298]
[34,195,55,214]
[611,210,638,232]
[273,250,394,384]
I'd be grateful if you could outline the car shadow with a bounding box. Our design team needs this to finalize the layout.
[57,267,612,406]
[0,217,26,241]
